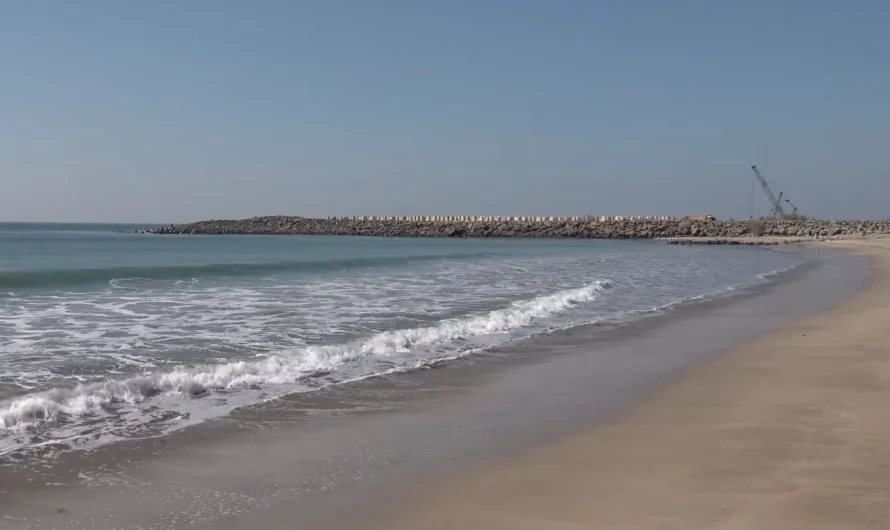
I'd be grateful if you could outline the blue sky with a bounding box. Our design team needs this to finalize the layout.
[2,1,888,222]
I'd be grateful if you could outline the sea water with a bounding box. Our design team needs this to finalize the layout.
[0,223,813,457]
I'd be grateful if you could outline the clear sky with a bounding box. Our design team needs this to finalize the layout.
[2,1,888,222]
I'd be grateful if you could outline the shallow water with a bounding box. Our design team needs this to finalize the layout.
[0,223,815,457]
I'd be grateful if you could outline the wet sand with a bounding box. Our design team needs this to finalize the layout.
[375,238,890,529]
[0,245,870,529]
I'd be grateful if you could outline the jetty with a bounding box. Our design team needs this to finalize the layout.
[148,216,890,240]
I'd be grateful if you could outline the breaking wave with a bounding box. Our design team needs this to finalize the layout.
[0,280,611,431]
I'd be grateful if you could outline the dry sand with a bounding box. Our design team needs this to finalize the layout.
[376,237,890,530]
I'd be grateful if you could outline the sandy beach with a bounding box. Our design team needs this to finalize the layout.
[375,238,890,529]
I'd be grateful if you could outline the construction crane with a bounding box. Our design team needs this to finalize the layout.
[785,198,799,216]
[751,165,786,218]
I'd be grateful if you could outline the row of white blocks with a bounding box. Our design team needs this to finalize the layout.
[329,215,677,222]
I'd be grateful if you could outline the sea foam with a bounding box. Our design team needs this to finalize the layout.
[0,280,610,431]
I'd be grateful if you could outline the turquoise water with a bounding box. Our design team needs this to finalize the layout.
[0,223,618,289]
[0,223,815,456]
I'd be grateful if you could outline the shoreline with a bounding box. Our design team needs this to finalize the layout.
[0,245,868,529]
[374,237,890,529]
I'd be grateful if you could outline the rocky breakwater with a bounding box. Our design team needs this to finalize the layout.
[148,217,890,239]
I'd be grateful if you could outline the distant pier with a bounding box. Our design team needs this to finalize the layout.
[322,215,676,222]
[147,216,890,240]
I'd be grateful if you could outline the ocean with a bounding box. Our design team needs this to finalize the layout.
[0,222,815,459]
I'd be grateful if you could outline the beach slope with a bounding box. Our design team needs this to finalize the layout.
[377,238,890,529]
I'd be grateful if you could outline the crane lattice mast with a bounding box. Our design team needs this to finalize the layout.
[751,165,786,218]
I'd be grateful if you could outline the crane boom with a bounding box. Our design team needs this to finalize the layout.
[751,165,786,217]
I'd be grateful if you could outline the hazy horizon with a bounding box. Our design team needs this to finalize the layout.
[3,1,888,224]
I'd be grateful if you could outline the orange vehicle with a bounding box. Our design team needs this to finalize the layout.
[687,215,716,221]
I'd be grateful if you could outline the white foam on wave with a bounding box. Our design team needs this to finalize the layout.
[0,280,610,431]
[0,257,598,395]
[756,262,803,281]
